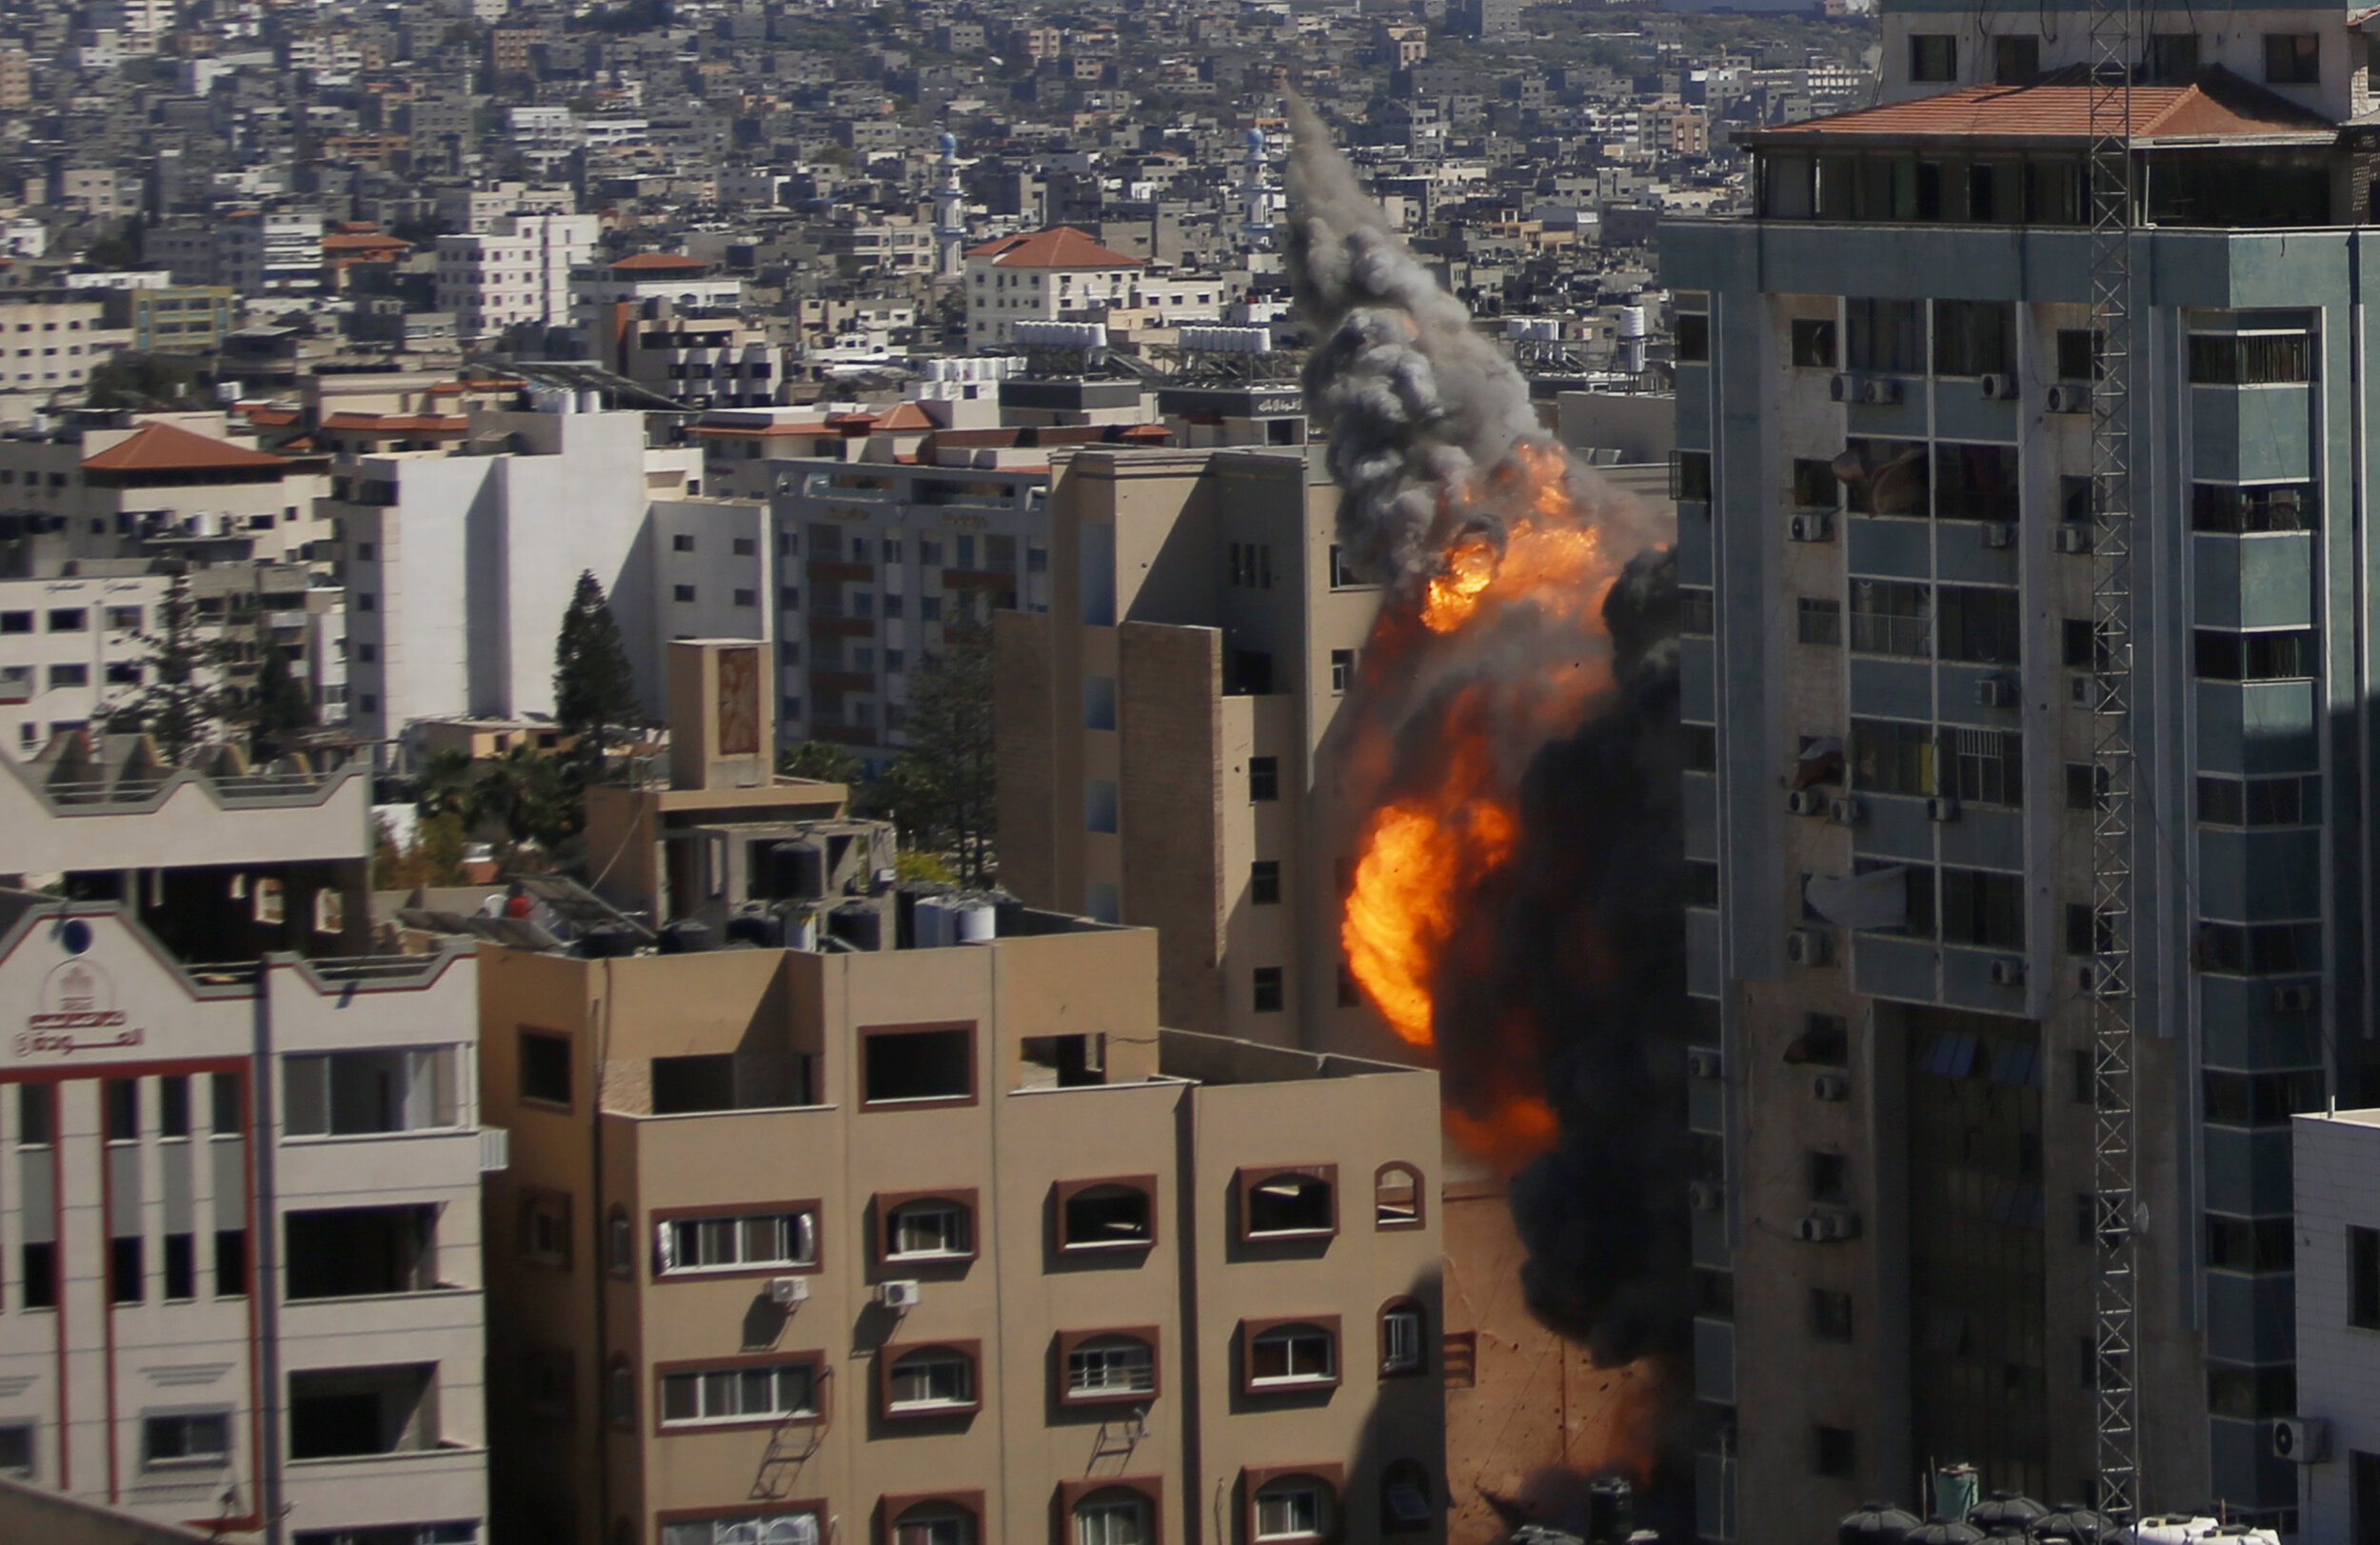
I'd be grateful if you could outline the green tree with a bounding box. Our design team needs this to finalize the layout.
[778,740,864,784]
[469,743,584,855]
[412,748,478,823]
[552,570,640,773]
[883,622,997,885]
[101,570,236,763]
[86,350,208,410]
[246,645,313,763]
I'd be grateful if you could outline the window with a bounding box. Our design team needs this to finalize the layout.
[1061,1332,1159,1403]
[105,605,142,631]
[1790,457,1837,509]
[1796,598,1842,646]
[674,584,697,604]
[520,1190,572,1268]
[1074,1487,1154,1545]
[2266,32,2320,85]
[661,1511,823,1545]
[288,1364,435,1458]
[0,1422,28,1479]
[287,1206,437,1298]
[2190,330,2314,385]
[2206,1215,2294,1274]
[1380,1300,1426,1376]
[2194,481,2318,533]
[890,1499,978,1545]
[660,1357,821,1427]
[144,1412,231,1469]
[1251,861,1281,905]
[1934,443,2020,521]
[1246,1321,1339,1389]
[883,1343,980,1414]
[1248,756,1279,802]
[1937,586,2019,666]
[48,664,87,689]
[2207,1361,2298,1420]
[2196,920,2323,976]
[1933,300,2012,377]
[0,612,27,633]
[733,538,756,557]
[47,608,86,632]
[1941,867,2024,949]
[862,1024,975,1106]
[1330,649,1354,694]
[1058,1179,1158,1252]
[2056,328,2104,383]
[1375,1163,1423,1228]
[2194,628,2316,681]
[1671,449,1712,503]
[1253,967,1284,1012]
[1806,1150,1849,1204]
[110,1236,143,1303]
[519,1031,571,1106]
[2204,1069,2325,1127]
[105,1077,138,1140]
[1849,580,1930,658]
[1676,309,1709,363]
[1992,34,2039,83]
[673,533,695,552]
[1328,545,1375,588]
[1846,299,1922,373]
[2197,774,2319,827]
[1814,1424,1857,1476]
[1252,1474,1334,1540]
[1084,674,1118,730]
[215,1229,247,1298]
[1910,34,1956,81]
[881,1194,974,1261]
[1240,1164,1335,1238]
[1228,541,1275,589]
[1812,1288,1854,1342]
[1790,318,1835,368]
[285,1048,458,1135]
[656,1208,819,1275]
[1681,587,1714,636]
[160,1076,188,1139]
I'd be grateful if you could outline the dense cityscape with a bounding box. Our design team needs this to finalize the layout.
[5,1,2380,1545]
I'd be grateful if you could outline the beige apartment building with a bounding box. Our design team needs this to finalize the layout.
[995,446,1387,1060]
[469,641,1446,1545]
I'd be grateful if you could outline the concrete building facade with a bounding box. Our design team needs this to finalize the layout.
[435,215,601,341]
[1666,4,2380,1535]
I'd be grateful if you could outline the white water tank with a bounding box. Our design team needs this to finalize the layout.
[952,901,995,943]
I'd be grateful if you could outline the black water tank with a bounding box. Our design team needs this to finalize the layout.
[2033,1507,2118,1544]
[1905,1521,1987,1545]
[1584,1477,1632,1544]
[724,912,782,949]
[658,921,715,954]
[1840,1503,1923,1545]
[577,923,640,959]
[1969,1494,2047,1537]
[830,904,882,952]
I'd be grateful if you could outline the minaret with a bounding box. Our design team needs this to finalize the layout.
[1239,127,1275,248]
[935,132,965,281]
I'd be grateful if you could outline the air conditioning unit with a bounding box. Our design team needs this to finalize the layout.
[1978,373,2019,401]
[2272,983,2319,1013]
[1829,372,1856,402]
[1828,796,1865,827]
[1979,522,2018,549]
[2054,525,2094,554]
[1687,1047,1723,1080]
[877,1279,922,1310]
[1926,797,1961,823]
[1989,959,2027,987]
[1787,788,1829,817]
[1812,1071,1852,1101]
[2046,384,2091,413]
[2272,1416,2331,1464]
[1795,1214,1829,1242]
[1688,1179,1725,1213]
[1860,377,1902,406]
[1974,675,2019,709]
[1789,511,1835,543]
[1786,927,1832,967]
[767,1276,810,1307]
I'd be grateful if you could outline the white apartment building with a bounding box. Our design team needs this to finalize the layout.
[432,184,576,236]
[0,569,165,754]
[330,405,701,749]
[0,747,488,1545]
[963,227,1249,348]
[433,214,599,341]
[0,297,131,396]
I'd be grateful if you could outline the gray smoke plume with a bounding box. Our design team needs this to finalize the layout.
[1284,97,1543,583]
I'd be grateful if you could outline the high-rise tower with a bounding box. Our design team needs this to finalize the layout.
[1240,128,1275,249]
[935,131,966,281]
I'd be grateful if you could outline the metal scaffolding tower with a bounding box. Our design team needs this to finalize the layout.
[2086,0,2143,1520]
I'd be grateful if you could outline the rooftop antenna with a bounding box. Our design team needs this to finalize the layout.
[2085,0,2142,1519]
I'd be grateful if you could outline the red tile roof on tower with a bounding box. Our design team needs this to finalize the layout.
[612,251,708,272]
[964,226,1146,269]
[1754,67,2335,146]
[81,422,288,473]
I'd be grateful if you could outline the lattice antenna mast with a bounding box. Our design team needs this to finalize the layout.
[2086,0,2142,1521]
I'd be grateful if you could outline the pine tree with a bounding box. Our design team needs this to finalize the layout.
[246,645,313,763]
[552,570,639,772]
[102,569,235,764]
[889,622,998,885]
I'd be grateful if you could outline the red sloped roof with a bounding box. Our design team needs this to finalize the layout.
[1762,67,2333,144]
[965,225,1146,269]
[874,402,936,432]
[322,230,411,252]
[82,422,287,473]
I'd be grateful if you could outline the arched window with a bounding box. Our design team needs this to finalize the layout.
[1252,1475,1332,1541]
[662,1513,822,1545]
[1244,1320,1339,1391]
[883,1343,980,1415]
[1374,1162,1423,1229]
[1058,1179,1156,1252]
[1378,1299,1427,1377]
[1073,1486,1154,1545]
[1239,1166,1337,1239]
[1061,1331,1158,1404]
[882,1194,975,1262]
[1381,1461,1433,1534]
[892,1501,975,1545]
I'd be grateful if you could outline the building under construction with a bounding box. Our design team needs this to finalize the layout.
[1666,2,2375,1536]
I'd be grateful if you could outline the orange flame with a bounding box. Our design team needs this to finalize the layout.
[1339,437,1630,1174]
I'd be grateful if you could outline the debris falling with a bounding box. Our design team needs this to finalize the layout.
[1287,101,1694,1529]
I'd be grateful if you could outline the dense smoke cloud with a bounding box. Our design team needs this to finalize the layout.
[1284,97,1542,583]
[1286,101,1693,1531]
